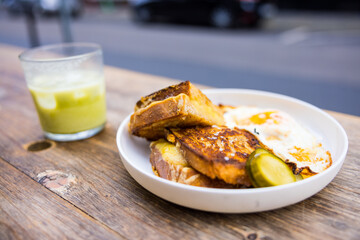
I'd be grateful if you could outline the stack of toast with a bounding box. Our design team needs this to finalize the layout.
[129,81,261,188]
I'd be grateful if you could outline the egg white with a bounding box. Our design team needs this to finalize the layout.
[224,106,332,174]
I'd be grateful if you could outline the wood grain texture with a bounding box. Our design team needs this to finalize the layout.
[0,158,124,240]
[0,43,359,240]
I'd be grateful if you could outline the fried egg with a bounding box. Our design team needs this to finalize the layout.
[224,106,332,175]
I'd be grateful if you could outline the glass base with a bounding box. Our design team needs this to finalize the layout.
[44,124,105,142]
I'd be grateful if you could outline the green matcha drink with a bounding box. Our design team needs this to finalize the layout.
[20,43,106,141]
[28,72,106,134]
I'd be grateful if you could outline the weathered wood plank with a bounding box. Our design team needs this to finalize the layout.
[1,43,359,240]
[0,158,124,240]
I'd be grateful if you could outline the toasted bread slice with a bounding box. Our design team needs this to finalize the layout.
[129,81,224,140]
[166,126,262,186]
[150,139,238,188]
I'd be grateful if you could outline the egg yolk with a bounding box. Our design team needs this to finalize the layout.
[250,111,278,125]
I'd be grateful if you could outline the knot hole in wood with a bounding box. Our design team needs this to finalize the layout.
[26,140,54,152]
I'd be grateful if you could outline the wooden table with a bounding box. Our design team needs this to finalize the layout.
[1,43,359,240]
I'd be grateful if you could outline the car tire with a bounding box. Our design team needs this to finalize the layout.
[247,19,261,29]
[210,7,235,28]
[134,7,153,23]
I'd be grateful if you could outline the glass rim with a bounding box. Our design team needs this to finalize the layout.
[19,42,102,63]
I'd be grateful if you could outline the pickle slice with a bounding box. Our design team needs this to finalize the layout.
[246,148,296,187]
[294,174,303,181]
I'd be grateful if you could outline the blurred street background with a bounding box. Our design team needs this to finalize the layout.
[1,0,359,115]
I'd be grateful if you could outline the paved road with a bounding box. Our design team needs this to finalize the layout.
[1,6,359,115]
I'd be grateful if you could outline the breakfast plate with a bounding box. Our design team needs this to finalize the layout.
[116,89,348,213]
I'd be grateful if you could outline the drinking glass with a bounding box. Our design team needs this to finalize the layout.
[19,43,106,141]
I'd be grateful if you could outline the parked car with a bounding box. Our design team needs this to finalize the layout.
[129,0,277,28]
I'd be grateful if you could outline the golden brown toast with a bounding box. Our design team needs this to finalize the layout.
[129,81,224,140]
[150,139,238,188]
[166,126,263,186]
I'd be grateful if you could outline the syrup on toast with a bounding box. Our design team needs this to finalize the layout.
[150,139,238,188]
[166,126,263,186]
[129,81,224,140]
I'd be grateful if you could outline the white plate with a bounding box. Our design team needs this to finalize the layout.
[116,89,348,213]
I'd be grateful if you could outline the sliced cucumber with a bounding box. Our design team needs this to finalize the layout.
[246,148,296,187]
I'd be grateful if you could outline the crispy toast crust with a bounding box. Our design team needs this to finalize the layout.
[135,81,191,111]
[129,81,224,140]
[150,139,238,188]
[167,126,262,186]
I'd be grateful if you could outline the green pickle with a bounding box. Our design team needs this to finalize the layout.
[294,173,304,181]
[246,148,298,187]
